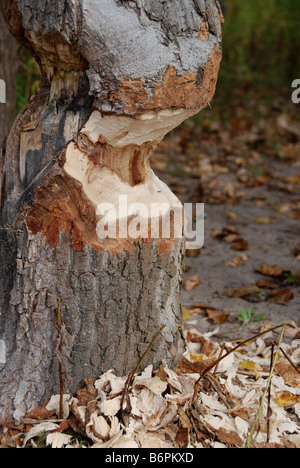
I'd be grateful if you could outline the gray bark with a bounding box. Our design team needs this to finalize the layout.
[0,0,222,422]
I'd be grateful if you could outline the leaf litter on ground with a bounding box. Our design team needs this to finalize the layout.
[1,323,300,449]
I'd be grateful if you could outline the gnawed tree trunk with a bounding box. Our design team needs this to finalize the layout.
[0,0,222,421]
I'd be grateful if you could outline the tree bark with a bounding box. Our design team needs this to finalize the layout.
[0,0,222,422]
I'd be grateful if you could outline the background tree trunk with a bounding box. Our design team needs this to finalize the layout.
[0,0,222,422]
[0,13,17,144]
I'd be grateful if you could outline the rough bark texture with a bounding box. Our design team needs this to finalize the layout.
[0,14,17,145]
[0,0,222,421]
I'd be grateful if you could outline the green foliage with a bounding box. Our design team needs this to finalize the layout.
[237,307,266,328]
[220,0,300,91]
[16,47,40,114]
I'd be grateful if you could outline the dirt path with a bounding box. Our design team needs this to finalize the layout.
[151,90,300,341]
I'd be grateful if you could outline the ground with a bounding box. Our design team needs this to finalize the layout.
[151,86,300,341]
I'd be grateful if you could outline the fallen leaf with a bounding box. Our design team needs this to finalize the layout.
[184,275,200,293]
[175,407,191,448]
[185,249,201,258]
[238,360,261,380]
[255,217,271,224]
[278,144,297,159]
[176,354,216,376]
[256,279,279,289]
[275,359,300,388]
[211,225,239,239]
[226,211,237,220]
[268,288,294,306]
[216,428,244,448]
[188,307,204,315]
[287,173,300,184]
[226,285,260,298]
[24,405,56,421]
[227,254,248,268]
[230,238,248,251]
[275,392,299,409]
[224,233,240,243]
[255,263,284,277]
[175,425,189,449]
[206,309,230,324]
[182,307,191,321]
[283,321,300,339]
[76,378,98,406]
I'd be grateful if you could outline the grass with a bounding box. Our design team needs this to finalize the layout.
[237,307,266,329]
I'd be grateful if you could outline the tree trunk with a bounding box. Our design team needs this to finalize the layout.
[0,0,222,422]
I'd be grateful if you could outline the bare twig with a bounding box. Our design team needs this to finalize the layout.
[245,324,286,448]
[279,346,300,375]
[213,342,225,376]
[266,343,274,443]
[120,325,166,426]
[57,298,64,420]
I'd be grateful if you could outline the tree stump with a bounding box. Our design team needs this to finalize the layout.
[0,0,222,421]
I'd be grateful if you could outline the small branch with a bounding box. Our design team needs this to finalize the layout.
[213,342,225,376]
[279,346,300,376]
[266,343,274,443]
[120,325,166,426]
[57,298,64,420]
[245,324,286,448]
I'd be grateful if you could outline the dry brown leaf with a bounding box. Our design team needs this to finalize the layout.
[76,378,98,406]
[275,392,299,409]
[290,211,300,220]
[205,309,230,324]
[216,428,244,448]
[186,330,203,344]
[226,285,260,298]
[184,275,200,293]
[24,405,56,421]
[292,245,300,256]
[227,254,248,268]
[175,407,191,448]
[176,354,216,376]
[255,217,271,224]
[199,337,217,357]
[230,238,248,251]
[224,233,241,243]
[255,263,284,277]
[256,279,279,289]
[268,288,294,306]
[226,211,237,220]
[275,359,300,388]
[188,307,204,315]
[185,249,201,258]
[211,225,239,239]
[175,426,189,448]
[284,321,300,339]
